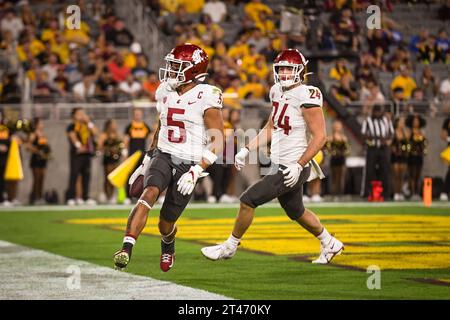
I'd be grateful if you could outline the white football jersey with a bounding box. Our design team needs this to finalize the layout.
[155,82,223,162]
[269,82,323,165]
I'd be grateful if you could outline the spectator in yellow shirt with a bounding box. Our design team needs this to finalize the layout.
[63,21,90,46]
[25,59,41,82]
[227,36,250,60]
[160,0,204,14]
[329,58,354,81]
[241,45,264,73]
[16,36,45,62]
[247,56,269,80]
[390,65,417,99]
[181,0,205,14]
[195,14,225,42]
[51,33,70,64]
[41,19,60,45]
[223,78,243,110]
[29,35,46,57]
[255,11,275,35]
[244,0,273,24]
[238,74,266,99]
[159,0,181,14]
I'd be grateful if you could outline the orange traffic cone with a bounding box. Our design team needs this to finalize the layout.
[423,177,432,207]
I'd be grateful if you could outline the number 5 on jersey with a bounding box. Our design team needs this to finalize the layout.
[167,107,186,143]
[272,102,291,135]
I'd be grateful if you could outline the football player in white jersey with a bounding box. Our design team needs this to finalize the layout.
[201,49,344,264]
[114,44,224,272]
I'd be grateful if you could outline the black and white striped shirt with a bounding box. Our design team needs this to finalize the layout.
[361,116,394,147]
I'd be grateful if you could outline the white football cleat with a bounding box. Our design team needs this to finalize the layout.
[312,236,344,264]
[201,242,237,261]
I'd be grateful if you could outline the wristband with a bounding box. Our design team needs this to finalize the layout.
[75,141,82,149]
[202,149,218,164]
[193,164,204,174]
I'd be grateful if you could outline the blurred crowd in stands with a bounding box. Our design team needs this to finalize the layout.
[0,0,449,205]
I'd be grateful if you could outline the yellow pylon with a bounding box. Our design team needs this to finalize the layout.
[423,177,432,207]
[4,138,23,181]
[313,150,324,166]
[107,150,142,188]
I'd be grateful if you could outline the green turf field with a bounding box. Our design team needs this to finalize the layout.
[0,203,449,299]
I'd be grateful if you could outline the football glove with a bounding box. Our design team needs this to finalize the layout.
[234,147,249,171]
[177,165,208,196]
[280,163,303,188]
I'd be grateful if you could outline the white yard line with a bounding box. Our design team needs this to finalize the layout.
[0,240,231,300]
[0,201,449,212]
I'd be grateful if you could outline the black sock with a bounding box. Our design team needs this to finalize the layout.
[161,239,175,254]
[122,242,134,257]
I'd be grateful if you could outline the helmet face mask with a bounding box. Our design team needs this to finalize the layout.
[274,64,304,87]
[159,57,193,89]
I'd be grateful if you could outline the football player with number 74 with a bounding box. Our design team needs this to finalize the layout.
[202,49,344,264]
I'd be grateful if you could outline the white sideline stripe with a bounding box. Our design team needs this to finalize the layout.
[0,240,231,300]
[0,201,449,212]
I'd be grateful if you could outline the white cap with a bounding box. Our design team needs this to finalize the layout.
[130,42,142,54]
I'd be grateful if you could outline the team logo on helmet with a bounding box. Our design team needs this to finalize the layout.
[159,44,209,89]
[192,49,204,64]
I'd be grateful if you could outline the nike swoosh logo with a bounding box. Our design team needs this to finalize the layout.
[188,101,196,105]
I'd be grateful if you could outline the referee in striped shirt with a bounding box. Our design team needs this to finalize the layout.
[361,104,394,199]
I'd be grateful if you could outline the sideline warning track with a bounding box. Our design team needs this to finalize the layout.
[0,240,231,300]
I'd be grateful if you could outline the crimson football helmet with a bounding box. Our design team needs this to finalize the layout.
[159,43,209,89]
[273,49,310,87]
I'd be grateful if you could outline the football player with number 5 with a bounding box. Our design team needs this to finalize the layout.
[201,49,344,264]
[114,44,224,272]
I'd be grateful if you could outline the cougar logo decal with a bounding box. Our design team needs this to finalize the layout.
[192,49,204,64]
